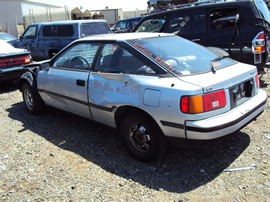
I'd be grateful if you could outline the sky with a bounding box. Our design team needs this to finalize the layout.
[36,0,149,11]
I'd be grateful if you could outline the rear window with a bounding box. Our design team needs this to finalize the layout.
[255,0,270,23]
[43,25,74,37]
[129,36,236,76]
[81,22,110,36]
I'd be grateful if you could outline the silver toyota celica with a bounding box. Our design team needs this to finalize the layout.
[19,33,267,162]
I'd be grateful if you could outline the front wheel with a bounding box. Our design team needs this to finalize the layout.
[22,82,44,115]
[120,113,167,162]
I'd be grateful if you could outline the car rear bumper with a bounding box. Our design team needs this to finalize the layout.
[185,89,267,140]
[0,66,24,83]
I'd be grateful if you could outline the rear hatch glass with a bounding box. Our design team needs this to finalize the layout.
[255,0,270,23]
[129,35,236,76]
[81,22,111,36]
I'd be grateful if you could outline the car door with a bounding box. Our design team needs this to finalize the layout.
[88,42,162,126]
[37,41,100,118]
[207,7,240,49]
[190,9,207,45]
[20,25,39,59]
[163,9,207,45]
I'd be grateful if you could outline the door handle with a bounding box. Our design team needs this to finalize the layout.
[192,39,200,42]
[76,80,85,86]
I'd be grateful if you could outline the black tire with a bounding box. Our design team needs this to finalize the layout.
[120,113,168,162]
[22,82,45,115]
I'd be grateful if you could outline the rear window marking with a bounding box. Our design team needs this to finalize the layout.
[133,41,181,74]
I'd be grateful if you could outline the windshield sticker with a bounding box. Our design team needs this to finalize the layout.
[133,42,153,57]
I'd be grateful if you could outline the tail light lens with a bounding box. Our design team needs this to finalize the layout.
[252,31,265,64]
[255,72,260,88]
[252,31,265,53]
[24,56,31,64]
[181,90,226,114]
[0,55,31,67]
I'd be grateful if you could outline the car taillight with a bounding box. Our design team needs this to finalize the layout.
[255,72,260,88]
[252,31,265,64]
[181,90,226,114]
[253,32,265,53]
[24,56,31,64]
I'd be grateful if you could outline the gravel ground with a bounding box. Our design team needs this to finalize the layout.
[0,70,270,201]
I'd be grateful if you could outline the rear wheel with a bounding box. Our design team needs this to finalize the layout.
[22,82,44,115]
[120,113,167,162]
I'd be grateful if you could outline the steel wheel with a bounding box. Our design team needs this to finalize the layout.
[120,112,167,162]
[129,123,151,153]
[22,82,45,115]
[23,87,34,111]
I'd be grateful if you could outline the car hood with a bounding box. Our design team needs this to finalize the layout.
[178,62,257,93]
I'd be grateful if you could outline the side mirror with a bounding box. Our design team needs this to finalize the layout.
[40,61,50,70]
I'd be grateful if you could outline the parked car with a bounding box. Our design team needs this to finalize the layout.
[0,40,31,84]
[9,20,111,61]
[111,16,144,33]
[0,32,17,42]
[132,0,270,74]
[18,33,267,162]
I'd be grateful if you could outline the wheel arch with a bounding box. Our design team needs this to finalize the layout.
[114,106,162,132]
[18,69,38,91]
[116,105,168,162]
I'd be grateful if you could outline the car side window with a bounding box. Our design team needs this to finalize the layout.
[52,42,100,71]
[23,26,37,39]
[210,8,239,30]
[166,12,191,35]
[115,20,128,30]
[43,26,57,37]
[192,10,206,35]
[43,25,74,37]
[135,18,166,32]
[94,43,156,74]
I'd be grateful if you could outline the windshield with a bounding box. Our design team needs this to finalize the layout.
[129,36,235,76]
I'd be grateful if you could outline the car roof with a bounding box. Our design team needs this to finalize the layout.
[119,16,144,22]
[30,19,108,26]
[77,32,174,42]
[147,0,254,15]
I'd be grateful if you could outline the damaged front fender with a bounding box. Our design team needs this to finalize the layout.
[18,69,39,91]
[20,71,34,87]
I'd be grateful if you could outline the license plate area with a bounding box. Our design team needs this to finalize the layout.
[229,79,255,109]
